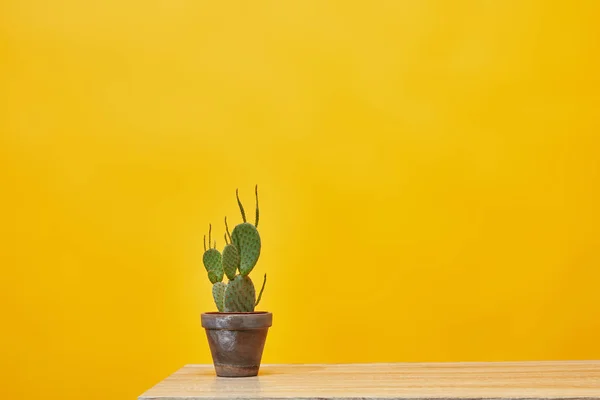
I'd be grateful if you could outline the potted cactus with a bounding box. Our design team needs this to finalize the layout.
[200,185,271,377]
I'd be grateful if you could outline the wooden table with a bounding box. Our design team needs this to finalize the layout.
[139,361,600,400]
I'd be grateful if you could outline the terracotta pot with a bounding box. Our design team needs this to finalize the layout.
[201,312,272,377]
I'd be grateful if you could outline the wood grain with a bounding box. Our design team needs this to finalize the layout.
[139,361,600,400]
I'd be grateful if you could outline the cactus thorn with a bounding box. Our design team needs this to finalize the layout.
[203,235,206,252]
[254,184,259,228]
[236,188,247,223]
[225,216,232,243]
[255,273,267,307]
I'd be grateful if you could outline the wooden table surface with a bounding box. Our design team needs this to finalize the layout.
[139,361,600,400]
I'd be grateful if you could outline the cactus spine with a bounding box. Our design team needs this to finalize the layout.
[202,186,266,312]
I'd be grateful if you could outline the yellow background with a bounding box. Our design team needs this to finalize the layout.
[1,1,599,399]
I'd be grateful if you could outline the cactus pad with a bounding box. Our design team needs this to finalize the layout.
[212,282,227,312]
[224,275,256,312]
[202,248,223,284]
[222,243,240,280]
[231,222,261,276]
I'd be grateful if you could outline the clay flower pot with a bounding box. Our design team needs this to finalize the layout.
[201,312,272,377]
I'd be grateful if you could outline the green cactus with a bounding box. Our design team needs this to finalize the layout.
[221,217,240,280]
[231,223,261,276]
[202,186,267,312]
[222,243,240,280]
[212,282,227,312]
[202,224,223,284]
[231,186,261,276]
[224,275,256,312]
[203,249,223,283]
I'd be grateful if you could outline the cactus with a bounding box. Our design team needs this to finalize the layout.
[203,249,223,283]
[202,186,267,312]
[231,186,261,276]
[224,275,256,312]
[222,217,240,280]
[203,225,223,284]
[231,223,261,276]
[212,282,227,312]
[222,243,240,280]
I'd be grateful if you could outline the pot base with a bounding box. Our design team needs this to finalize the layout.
[214,363,260,377]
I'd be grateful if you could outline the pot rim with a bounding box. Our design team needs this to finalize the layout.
[201,311,272,330]
[202,311,270,315]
